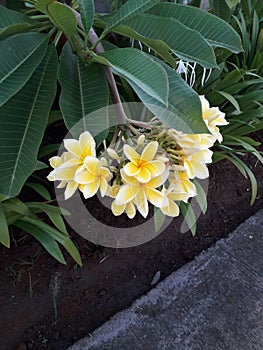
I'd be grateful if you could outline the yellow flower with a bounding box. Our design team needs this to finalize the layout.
[74,156,112,199]
[115,169,169,218]
[169,129,215,153]
[64,131,96,165]
[169,165,196,200]
[182,149,213,179]
[160,187,189,217]
[123,141,166,183]
[47,152,79,199]
[200,95,228,143]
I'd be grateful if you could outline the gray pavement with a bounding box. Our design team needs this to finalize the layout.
[69,209,263,350]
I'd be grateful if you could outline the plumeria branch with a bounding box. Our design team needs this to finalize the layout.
[67,5,128,126]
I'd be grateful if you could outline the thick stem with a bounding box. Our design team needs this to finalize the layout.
[67,5,128,126]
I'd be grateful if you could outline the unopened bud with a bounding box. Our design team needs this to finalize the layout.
[137,134,145,146]
[107,148,120,160]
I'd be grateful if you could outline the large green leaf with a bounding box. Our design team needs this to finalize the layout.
[59,43,109,136]
[100,48,169,105]
[0,33,48,107]
[78,0,95,35]
[125,59,208,134]
[0,44,58,198]
[123,14,217,68]
[103,0,160,35]
[0,203,10,248]
[148,3,243,53]
[14,219,67,264]
[102,22,175,67]
[0,5,38,39]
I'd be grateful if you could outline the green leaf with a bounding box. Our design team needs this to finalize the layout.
[154,207,166,234]
[35,160,48,171]
[14,219,67,264]
[45,211,67,234]
[18,216,82,265]
[26,182,52,201]
[26,202,70,216]
[48,110,63,125]
[59,44,109,138]
[103,0,160,35]
[100,48,169,105]
[192,179,207,215]
[0,44,58,197]
[35,0,54,15]
[216,91,241,113]
[227,154,257,205]
[78,0,95,35]
[0,33,48,107]
[0,193,9,202]
[0,5,38,39]
[225,0,239,9]
[38,143,60,158]
[2,197,35,217]
[0,203,10,248]
[212,0,231,22]
[47,2,77,39]
[123,14,217,68]
[180,201,196,236]
[104,22,175,68]
[148,3,242,53]
[126,59,208,134]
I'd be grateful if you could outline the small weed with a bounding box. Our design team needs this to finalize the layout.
[5,249,42,297]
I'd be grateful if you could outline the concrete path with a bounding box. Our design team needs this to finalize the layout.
[68,210,263,350]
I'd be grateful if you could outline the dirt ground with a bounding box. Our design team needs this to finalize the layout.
[0,131,263,350]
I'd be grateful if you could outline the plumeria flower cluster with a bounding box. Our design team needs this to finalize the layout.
[47,96,228,219]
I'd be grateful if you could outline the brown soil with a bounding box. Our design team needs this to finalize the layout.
[0,131,263,350]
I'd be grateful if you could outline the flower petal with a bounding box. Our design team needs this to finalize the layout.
[135,167,152,183]
[140,141,158,162]
[161,200,180,217]
[146,187,168,208]
[136,166,152,183]
[144,160,165,177]
[99,166,112,180]
[168,191,189,202]
[57,181,67,188]
[64,139,81,158]
[147,169,169,188]
[79,131,96,157]
[64,181,78,200]
[111,200,125,216]
[84,156,101,174]
[135,189,149,218]
[100,177,108,197]
[123,162,140,176]
[123,145,140,164]
[75,170,96,184]
[82,180,100,198]
[126,202,136,219]
[49,156,62,169]
[116,184,140,204]
[48,167,76,181]
[58,157,80,168]
[120,169,139,185]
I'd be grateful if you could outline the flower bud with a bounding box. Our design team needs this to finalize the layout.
[107,148,120,160]
[137,134,145,146]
